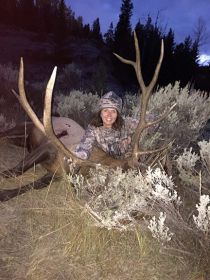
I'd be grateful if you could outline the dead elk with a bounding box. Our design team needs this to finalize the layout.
[0,31,175,202]
[1,117,85,177]
[0,117,87,201]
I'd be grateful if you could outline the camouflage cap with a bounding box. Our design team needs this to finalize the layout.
[97,91,122,113]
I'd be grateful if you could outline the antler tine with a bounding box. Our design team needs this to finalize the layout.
[136,139,174,156]
[43,67,97,168]
[18,58,45,135]
[132,32,163,158]
[147,39,164,93]
[113,31,154,161]
[133,31,146,93]
[113,31,146,93]
[114,31,173,164]
[131,38,171,160]
[146,103,176,128]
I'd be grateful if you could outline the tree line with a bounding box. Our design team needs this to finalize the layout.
[0,0,101,41]
[104,0,203,90]
[0,0,209,91]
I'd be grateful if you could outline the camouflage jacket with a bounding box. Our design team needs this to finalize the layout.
[75,117,138,160]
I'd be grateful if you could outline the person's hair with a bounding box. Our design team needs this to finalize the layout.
[90,111,124,130]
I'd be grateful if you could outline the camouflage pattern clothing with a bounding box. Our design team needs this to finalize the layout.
[75,117,138,160]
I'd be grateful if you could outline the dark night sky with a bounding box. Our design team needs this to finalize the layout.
[67,0,210,64]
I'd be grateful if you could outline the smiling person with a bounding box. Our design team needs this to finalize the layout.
[74,91,138,160]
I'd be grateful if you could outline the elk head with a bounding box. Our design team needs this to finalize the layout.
[16,31,175,173]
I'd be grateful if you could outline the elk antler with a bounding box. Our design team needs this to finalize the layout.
[43,67,100,168]
[114,31,176,164]
[16,29,175,174]
[12,58,46,135]
[17,58,96,168]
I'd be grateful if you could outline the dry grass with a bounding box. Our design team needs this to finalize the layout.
[0,178,201,280]
[0,139,204,280]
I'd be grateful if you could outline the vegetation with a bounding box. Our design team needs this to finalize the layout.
[0,0,209,92]
[1,79,210,278]
[1,1,210,279]
[0,173,197,280]
[54,90,99,127]
[0,0,100,41]
[109,0,201,91]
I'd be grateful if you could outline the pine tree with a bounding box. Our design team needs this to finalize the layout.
[174,36,199,86]
[72,16,84,36]
[114,0,133,56]
[113,0,134,88]
[104,22,114,48]
[92,17,102,41]
[134,19,143,39]
[160,28,175,85]
[134,15,163,85]
[83,24,91,38]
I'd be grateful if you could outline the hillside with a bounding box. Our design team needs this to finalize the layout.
[0,24,121,123]
[0,24,110,82]
[0,24,55,80]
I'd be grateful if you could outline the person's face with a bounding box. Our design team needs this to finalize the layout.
[100,108,118,128]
